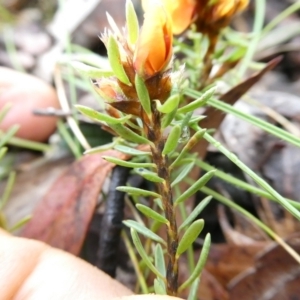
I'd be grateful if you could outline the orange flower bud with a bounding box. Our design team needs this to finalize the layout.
[211,0,249,19]
[93,78,121,103]
[134,1,173,78]
[195,0,249,35]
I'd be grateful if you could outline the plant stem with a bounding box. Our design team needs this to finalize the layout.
[145,108,179,296]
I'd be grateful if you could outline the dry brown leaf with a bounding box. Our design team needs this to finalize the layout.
[228,234,300,300]
[21,150,127,255]
[1,155,72,231]
[198,269,229,300]
[205,241,268,288]
[217,205,269,244]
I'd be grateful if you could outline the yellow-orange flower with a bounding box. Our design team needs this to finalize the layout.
[134,1,173,78]
[195,0,249,35]
[143,0,249,36]
[143,0,197,35]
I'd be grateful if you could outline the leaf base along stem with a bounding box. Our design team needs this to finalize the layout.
[146,109,179,296]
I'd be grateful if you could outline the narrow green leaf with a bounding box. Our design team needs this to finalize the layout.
[84,142,116,154]
[135,74,151,116]
[0,136,50,152]
[76,105,131,124]
[9,215,31,232]
[261,2,300,36]
[179,233,211,291]
[175,170,216,205]
[117,186,160,198]
[57,120,81,158]
[171,161,195,187]
[0,212,7,229]
[177,219,204,256]
[0,147,8,161]
[135,168,164,183]
[157,94,180,114]
[110,123,152,145]
[70,61,113,78]
[188,115,206,126]
[209,96,300,147]
[226,47,246,63]
[102,156,155,168]
[0,171,16,210]
[124,220,165,244]
[155,244,166,276]
[212,96,300,147]
[179,196,212,231]
[172,157,195,167]
[180,111,193,132]
[130,229,164,279]
[204,132,300,221]
[107,36,131,85]
[154,278,166,295]
[187,278,200,300]
[0,102,12,124]
[196,159,300,209]
[122,231,149,294]
[237,0,265,77]
[185,87,300,149]
[154,198,164,211]
[178,87,215,114]
[161,108,177,128]
[126,0,139,45]
[0,125,19,148]
[137,204,168,224]
[162,125,181,155]
[171,129,206,168]
[114,145,151,156]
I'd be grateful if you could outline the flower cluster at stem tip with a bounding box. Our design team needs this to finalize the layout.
[93,0,174,123]
[94,0,249,122]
